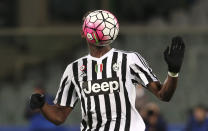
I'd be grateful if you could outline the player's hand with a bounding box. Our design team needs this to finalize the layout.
[164,36,185,73]
[30,93,45,110]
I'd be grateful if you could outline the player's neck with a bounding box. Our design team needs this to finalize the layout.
[88,44,111,58]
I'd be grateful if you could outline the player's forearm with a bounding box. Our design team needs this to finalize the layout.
[159,75,178,102]
[40,103,70,125]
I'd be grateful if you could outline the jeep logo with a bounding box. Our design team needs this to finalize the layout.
[81,78,120,96]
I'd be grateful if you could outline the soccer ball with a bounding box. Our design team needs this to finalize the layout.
[82,10,119,46]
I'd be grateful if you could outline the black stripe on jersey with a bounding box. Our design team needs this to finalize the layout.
[72,62,85,109]
[135,64,153,83]
[81,58,87,115]
[102,58,112,131]
[82,58,88,82]
[131,79,138,84]
[87,97,92,130]
[102,58,107,78]
[112,52,122,131]
[122,53,131,131]
[92,60,102,131]
[92,60,97,80]
[130,67,146,87]
[81,58,88,131]
[72,62,80,90]
[94,96,102,131]
[84,60,92,130]
[130,67,142,80]
[66,82,75,106]
[82,119,87,131]
[57,76,68,104]
[112,52,118,77]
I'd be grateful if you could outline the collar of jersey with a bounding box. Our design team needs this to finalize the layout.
[87,48,114,61]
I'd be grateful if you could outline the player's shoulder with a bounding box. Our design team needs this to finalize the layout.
[113,48,148,65]
[114,48,141,56]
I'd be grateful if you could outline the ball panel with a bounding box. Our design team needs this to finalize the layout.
[102,12,108,19]
[102,35,111,41]
[89,11,99,17]
[96,30,104,40]
[106,18,115,25]
[108,13,115,19]
[90,16,97,23]
[110,28,115,38]
[85,16,90,24]
[113,28,119,40]
[105,22,114,29]
[103,28,110,36]
[94,20,103,28]
[97,22,105,30]
[116,23,119,28]
[86,22,95,28]
[97,13,103,20]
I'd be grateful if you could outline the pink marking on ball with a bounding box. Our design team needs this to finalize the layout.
[84,25,94,36]
[86,22,95,28]
[85,16,90,24]
[84,28,96,43]
[94,20,103,28]
[97,22,105,31]
[102,35,111,41]
[96,30,104,40]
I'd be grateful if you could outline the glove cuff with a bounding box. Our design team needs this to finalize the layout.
[168,65,180,74]
[40,101,45,109]
[39,94,46,108]
[168,72,179,77]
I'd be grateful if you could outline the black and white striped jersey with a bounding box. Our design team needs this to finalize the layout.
[54,48,158,131]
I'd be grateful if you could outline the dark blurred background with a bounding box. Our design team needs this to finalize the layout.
[0,0,208,131]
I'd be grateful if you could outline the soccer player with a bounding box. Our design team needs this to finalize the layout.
[30,10,185,131]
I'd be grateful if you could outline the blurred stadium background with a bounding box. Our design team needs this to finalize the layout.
[0,0,208,130]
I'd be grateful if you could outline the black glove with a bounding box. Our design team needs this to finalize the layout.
[164,36,185,73]
[30,94,45,110]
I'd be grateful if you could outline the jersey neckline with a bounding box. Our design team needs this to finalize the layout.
[87,48,114,61]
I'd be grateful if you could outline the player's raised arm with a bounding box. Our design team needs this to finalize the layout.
[147,36,185,102]
[30,93,73,125]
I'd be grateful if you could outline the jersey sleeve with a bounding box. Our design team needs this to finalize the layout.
[53,64,78,108]
[129,52,159,87]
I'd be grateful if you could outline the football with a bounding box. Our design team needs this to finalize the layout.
[82,10,119,46]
